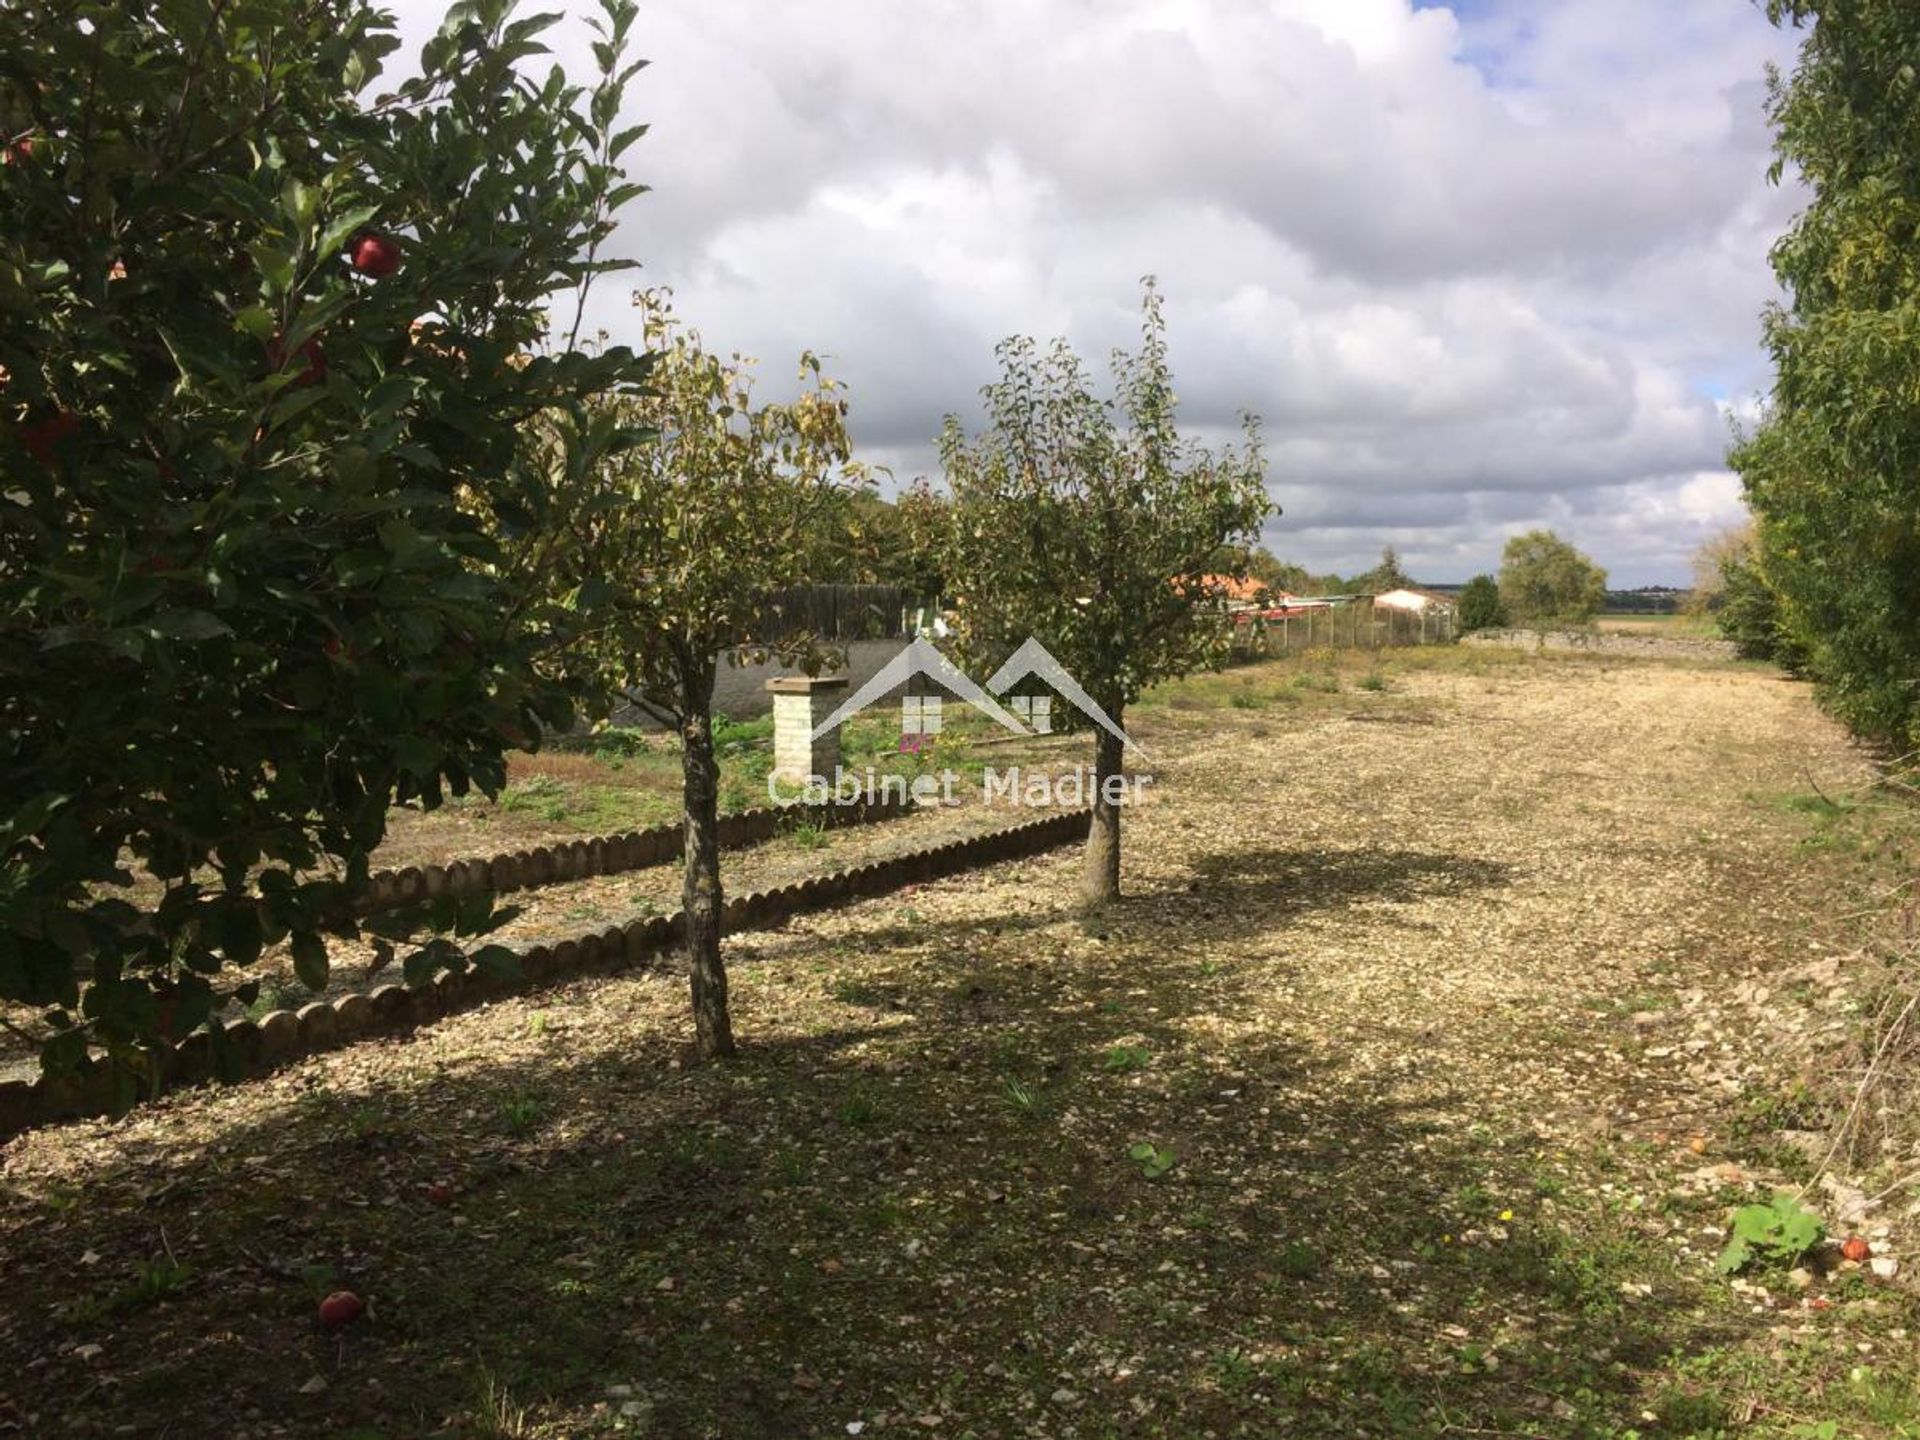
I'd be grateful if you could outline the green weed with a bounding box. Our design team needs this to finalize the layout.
[1717,1192,1824,1274]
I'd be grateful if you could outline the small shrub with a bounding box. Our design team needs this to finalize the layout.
[1654,1386,1733,1435]
[829,978,891,1008]
[999,1076,1043,1117]
[496,1093,546,1135]
[129,1257,192,1307]
[1211,1347,1259,1393]
[1717,1192,1824,1274]
[473,1369,534,1440]
[581,727,656,758]
[1275,1240,1320,1277]
[711,712,775,753]
[247,982,296,1020]
[1128,1141,1177,1179]
[499,774,573,822]
[835,1090,881,1127]
[1357,672,1387,692]
[344,1101,394,1141]
[1103,1044,1150,1073]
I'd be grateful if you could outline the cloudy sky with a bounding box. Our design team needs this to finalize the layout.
[394,0,1805,585]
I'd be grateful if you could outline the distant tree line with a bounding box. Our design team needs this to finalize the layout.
[1191,531,1607,636]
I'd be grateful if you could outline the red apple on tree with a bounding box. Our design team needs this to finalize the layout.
[265,333,326,388]
[348,232,402,278]
[17,410,79,465]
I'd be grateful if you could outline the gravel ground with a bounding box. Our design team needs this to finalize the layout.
[3,649,1916,1439]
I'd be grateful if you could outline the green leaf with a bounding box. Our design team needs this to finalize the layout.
[318,204,383,262]
[1715,1235,1752,1275]
[290,932,329,992]
[147,610,233,642]
[221,907,264,968]
[281,176,317,228]
[471,945,521,981]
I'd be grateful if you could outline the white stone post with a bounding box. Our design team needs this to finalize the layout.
[767,675,850,790]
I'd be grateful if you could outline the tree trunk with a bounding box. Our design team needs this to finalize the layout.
[679,663,735,1060]
[1081,707,1125,910]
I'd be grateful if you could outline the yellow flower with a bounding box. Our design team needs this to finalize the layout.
[1499,1209,1514,1222]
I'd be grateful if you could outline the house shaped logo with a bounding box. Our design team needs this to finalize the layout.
[810,635,1145,756]
[985,637,1146,757]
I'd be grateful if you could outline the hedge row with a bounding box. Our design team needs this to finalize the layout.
[356,790,914,913]
[0,807,1090,1138]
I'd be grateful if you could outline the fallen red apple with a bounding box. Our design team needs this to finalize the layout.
[425,1181,453,1207]
[2,135,32,166]
[318,1290,364,1328]
[348,232,402,278]
[18,410,79,465]
[1842,1235,1872,1263]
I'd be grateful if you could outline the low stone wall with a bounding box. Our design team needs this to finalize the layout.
[358,790,913,914]
[1463,627,1739,662]
[0,808,1091,1139]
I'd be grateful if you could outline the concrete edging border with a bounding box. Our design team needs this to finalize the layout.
[357,790,917,914]
[0,807,1091,1138]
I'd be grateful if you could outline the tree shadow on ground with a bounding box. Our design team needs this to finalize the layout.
[1147,843,1515,937]
[0,847,1731,1440]
[811,843,1514,964]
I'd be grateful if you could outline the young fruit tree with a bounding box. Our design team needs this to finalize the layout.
[0,0,650,1096]
[936,280,1270,908]
[531,290,861,1059]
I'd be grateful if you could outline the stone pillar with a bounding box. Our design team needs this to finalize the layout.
[767,675,850,789]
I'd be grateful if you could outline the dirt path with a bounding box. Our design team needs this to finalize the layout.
[2,651,1913,1439]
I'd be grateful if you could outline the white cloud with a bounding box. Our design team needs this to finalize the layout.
[386,0,1802,584]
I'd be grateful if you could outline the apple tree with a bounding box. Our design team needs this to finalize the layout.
[935,280,1270,908]
[0,0,651,1094]
[526,290,861,1059]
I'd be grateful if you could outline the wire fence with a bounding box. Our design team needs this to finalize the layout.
[1229,598,1457,658]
